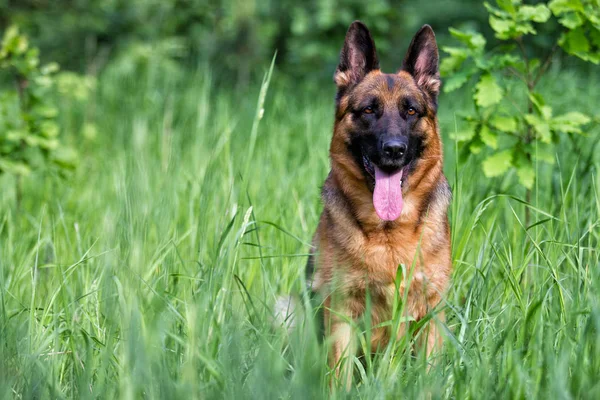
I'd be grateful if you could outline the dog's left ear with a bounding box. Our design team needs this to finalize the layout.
[401,25,440,104]
[334,21,379,89]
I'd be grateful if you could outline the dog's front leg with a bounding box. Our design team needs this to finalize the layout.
[420,310,444,358]
[415,300,445,372]
[325,300,356,390]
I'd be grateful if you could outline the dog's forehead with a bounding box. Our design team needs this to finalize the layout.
[353,71,420,103]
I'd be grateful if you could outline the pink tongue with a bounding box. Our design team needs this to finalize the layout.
[373,167,403,221]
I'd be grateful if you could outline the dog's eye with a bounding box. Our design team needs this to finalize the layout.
[363,106,374,114]
[407,107,417,116]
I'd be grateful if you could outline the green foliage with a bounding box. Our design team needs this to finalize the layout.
[0,0,490,84]
[442,0,597,190]
[0,26,77,177]
[55,71,96,102]
[102,37,186,87]
[550,0,600,63]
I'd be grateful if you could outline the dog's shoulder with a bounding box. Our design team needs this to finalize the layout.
[434,174,452,209]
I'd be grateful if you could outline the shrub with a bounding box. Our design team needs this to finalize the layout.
[441,0,598,200]
[0,26,77,205]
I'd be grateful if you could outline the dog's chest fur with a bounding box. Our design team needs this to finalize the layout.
[311,177,451,329]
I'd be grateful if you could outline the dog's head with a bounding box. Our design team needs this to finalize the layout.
[331,21,442,221]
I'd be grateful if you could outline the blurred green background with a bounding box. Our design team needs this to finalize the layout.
[0,0,555,84]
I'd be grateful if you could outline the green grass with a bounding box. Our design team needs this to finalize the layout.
[1,63,600,399]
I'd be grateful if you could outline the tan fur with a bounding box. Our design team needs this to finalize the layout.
[310,68,451,381]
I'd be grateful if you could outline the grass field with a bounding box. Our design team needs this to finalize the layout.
[1,63,600,399]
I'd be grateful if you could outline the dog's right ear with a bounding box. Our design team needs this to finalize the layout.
[401,25,440,104]
[334,21,379,90]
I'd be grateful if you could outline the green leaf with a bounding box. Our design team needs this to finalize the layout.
[591,27,600,48]
[444,73,469,92]
[469,137,485,154]
[549,0,584,15]
[489,53,521,69]
[528,92,553,119]
[496,0,516,15]
[40,121,59,138]
[0,159,31,175]
[514,22,537,36]
[51,147,78,170]
[40,62,59,75]
[1,26,20,50]
[2,26,29,56]
[6,130,26,142]
[551,111,591,133]
[490,115,517,132]
[21,48,39,72]
[482,150,513,177]
[485,2,510,18]
[558,12,584,29]
[449,28,486,51]
[450,124,476,141]
[34,75,53,88]
[440,46,468,75]
[587,8,600,27]
[560,28,590,54]
[33,105,59,119]
[518,5,551,23]
[556,111,591,125]
[443,66,477,92]
[475,73,503,108]
[517,163,535,189]
[490,16,514,37]
[525,114,552,143]
[480,125,498,149]
[528,58,541,74]
[24,134,59,149]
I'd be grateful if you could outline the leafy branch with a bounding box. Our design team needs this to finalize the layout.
[0,26,78,206]
[441,0,599,224]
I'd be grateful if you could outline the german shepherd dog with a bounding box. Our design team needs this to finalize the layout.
[306,21,452,383]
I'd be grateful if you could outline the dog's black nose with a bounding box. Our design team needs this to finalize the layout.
[382,139,407,159]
